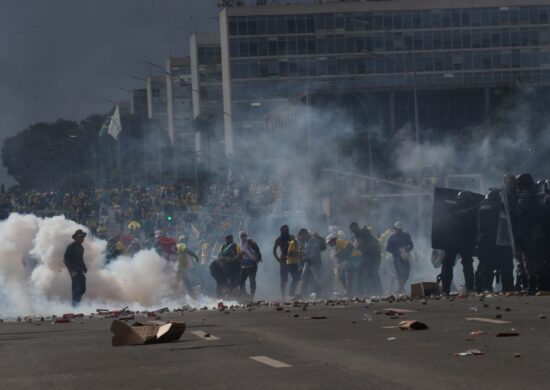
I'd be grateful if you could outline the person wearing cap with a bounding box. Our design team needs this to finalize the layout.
[63,229,88,306]
[386,221,414,294]
[238,231,262,300]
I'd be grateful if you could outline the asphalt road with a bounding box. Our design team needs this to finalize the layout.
[1,296,549,390]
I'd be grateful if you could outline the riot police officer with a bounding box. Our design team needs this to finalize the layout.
[514,173,547,293]
[475,189,514,292]
[440,191,477,295]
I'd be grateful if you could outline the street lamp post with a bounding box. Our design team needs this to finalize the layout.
[350,17,424,236]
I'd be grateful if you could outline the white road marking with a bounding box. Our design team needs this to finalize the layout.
[465,317,510,324]
[190,330,220,340]
[383,308,417,313]
[250,356,291,368]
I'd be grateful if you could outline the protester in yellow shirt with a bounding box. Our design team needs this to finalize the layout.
[326,235,363,297]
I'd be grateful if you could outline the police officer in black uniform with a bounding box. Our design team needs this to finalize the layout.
[514,174,547,293]
[440,191,477,295]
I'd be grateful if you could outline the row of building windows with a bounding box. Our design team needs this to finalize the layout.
[197,46,222,66]
[198,66,223,83]
[230,49,550,80]
[229,27,550,58]
[228,6,550,36]
[230,70,550,103]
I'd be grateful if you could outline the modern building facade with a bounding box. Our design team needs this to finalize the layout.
[146,75,168,132]
[130,88,149,121]
[166,57,194,146]
[219,0,550,157]
[190,32,224,167]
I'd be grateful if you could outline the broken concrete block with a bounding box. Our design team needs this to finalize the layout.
[410,282,440,299]
[111,320,186,346]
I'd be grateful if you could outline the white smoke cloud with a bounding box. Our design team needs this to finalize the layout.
[0,213,223,318]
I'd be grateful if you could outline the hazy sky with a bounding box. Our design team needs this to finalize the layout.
[0,0,220,186]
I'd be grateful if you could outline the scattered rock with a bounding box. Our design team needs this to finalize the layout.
[539,315,546,319]
[470,330,488,336]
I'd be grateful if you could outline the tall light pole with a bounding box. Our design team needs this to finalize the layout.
[351,17,424,236]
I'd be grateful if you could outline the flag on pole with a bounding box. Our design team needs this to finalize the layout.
[108,105,122,140]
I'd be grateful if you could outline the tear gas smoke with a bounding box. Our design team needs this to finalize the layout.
[0,213,224,317]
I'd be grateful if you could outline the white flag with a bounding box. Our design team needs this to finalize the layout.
[108,106,122,140]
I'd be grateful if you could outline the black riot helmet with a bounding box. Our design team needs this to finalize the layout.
[515,173,535,190]
[485,189,501,202]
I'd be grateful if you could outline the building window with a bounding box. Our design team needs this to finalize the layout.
[238,18,248,35]
[511,28,521,46]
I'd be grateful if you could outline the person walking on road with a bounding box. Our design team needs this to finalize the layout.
[386,221,414,294]
[239,231,262,300]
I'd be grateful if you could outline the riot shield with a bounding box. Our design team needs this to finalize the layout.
[496,211,512,247]
[501,174,518,255]
[431,187,483,250]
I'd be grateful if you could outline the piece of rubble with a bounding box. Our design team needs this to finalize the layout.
[454,349,483,356]
[399,320,428,331]
[535,291,550,296]
[495,314,502,319]
[514,353,521,358]
[470,330,488,336]
[308,316,327,320]
[111,320,186,346]
[387,337,397,341]
[385,310,404,316]
[539,315,546,319]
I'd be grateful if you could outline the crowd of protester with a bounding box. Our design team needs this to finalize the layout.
[0,178,280,248]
